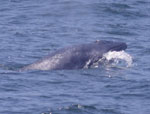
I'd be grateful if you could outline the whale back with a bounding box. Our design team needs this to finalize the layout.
[21,40,127,71]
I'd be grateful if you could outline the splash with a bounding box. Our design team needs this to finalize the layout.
[103,50,133,67]
[86,50,133,69]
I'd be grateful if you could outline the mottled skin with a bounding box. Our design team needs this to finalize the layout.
[21,40,127,71]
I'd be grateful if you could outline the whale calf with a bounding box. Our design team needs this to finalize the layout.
[21,40,127,71]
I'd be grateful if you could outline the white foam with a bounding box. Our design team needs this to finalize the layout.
[103,51,133,67]
[84,51,133,69]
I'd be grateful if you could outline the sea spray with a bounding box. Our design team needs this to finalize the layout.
[103,51,133,67]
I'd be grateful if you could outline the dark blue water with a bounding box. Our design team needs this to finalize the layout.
[0,0,150,114]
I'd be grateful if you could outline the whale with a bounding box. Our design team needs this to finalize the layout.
[20,40,127,71]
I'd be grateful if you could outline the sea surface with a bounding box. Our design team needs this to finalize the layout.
[0,0,150,114]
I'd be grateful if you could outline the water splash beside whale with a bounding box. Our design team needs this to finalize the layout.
[86,50,133,69]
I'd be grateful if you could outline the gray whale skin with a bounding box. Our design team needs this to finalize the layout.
[21,40,127,71]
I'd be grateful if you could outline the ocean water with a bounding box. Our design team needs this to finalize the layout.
[0,0,150,114]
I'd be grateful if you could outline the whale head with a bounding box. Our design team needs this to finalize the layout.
[85,40,127,62]
[81,40,127,68]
